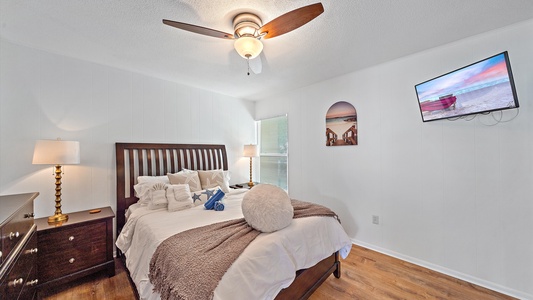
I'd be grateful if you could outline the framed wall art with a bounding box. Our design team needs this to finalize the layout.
[326,101,357,146]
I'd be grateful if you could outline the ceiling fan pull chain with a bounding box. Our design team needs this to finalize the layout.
[247,56,251,76]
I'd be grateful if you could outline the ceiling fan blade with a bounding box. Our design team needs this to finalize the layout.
[249,56,262,74]
[259,3,324,39]
[163,19,234,39]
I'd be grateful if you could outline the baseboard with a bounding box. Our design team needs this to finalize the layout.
[352,239,532,300]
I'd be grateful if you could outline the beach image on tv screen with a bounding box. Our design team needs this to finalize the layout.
[416,53,517,121]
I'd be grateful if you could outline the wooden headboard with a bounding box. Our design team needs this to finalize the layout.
[115,142,228,235]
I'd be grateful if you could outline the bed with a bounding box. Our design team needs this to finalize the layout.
[115,142,351,299]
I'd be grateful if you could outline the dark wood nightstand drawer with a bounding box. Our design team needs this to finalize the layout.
[38,222,107,282]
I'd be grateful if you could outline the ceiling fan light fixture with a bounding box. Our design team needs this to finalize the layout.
[234,36,263,59]
[163,3,324,70]
[233,13,262,38]
[235,25,257,37]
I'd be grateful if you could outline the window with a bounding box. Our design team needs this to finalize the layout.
[258,115,288,190]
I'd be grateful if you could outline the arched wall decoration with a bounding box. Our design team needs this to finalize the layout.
[325,101,357,146]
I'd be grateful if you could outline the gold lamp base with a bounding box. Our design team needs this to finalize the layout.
[48,164,69,225]
[48,213,69,225]
[248,157,255,188]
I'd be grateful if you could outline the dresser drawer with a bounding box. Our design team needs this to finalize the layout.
[2,231,37,300]
[38,221,107,282]
[18,266,38,300]
[1,200,34,263]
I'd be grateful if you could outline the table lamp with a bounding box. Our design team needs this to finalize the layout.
[33,139,80,224]
[243,144,258,188]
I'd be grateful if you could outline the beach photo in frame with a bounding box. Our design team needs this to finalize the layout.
[326,101,357,146]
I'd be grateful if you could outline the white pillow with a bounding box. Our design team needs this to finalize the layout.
[167,184,194,212]
[197,170,230,193]
[148,183,168,210]
[191,187,221,206]
[134,175,170,201]
[167,171,202,192]
[137,175,170,184]
[184,169,230,181]
[134,181,167,204]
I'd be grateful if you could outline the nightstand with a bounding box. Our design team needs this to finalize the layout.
[34,207,115,289]
[230,182,259,189]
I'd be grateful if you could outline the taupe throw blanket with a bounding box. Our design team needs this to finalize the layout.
[149,199,338,300]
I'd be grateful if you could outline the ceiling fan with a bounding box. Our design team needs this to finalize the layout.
[162,2,324,75]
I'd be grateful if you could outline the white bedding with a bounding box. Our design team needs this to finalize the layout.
[116,189,352,300]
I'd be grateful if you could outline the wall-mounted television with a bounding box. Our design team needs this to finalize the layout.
[415,51,519,122]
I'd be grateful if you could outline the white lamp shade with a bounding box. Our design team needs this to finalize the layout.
[243,144,258,157]
[234,36,263,59]
[32,140,80,165]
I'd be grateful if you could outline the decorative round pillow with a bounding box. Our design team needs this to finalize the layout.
[241,184,293,233]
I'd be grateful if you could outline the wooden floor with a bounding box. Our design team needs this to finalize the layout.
[309,245,515,300]
[39,245,515,300]
[38,260,136,300]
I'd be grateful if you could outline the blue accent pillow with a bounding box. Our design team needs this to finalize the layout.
[214,201,225,211]
[204,189,225,210]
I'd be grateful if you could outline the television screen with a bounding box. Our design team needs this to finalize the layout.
[415,51,519,122]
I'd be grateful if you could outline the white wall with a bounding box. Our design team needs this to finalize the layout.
[255,19,533,298]
[0,39,256,221]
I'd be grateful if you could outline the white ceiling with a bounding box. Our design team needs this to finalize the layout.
[2,1,533,101]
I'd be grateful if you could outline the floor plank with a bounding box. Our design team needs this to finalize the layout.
[309,245,515,300]
[39,245,515,299]
[38,258,136,300]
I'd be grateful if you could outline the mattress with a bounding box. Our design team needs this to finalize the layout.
[116,189,352,300]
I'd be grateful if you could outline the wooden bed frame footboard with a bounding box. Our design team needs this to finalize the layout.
[276,251,341,299]
[115,142,341,299]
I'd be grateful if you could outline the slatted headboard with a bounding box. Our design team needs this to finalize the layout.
[115,143,228,235]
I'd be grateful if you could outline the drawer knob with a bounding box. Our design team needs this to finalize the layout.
[9,278,24,287]
[69,236,75,241]
[9,231,20,240]
[69,258,75,264]
[24,212,35,218]
[25,248,38,255]
[26,279,39,286]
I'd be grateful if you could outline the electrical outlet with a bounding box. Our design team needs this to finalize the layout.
[372,215,380,225]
